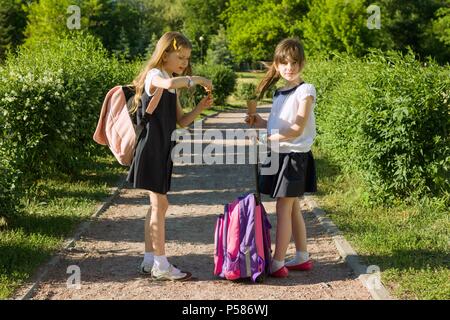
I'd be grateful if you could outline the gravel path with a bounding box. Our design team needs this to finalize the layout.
[19,107,371,300]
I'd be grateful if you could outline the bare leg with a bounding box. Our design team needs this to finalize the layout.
[291,197,307,252]
[273,197,296,261]
[149,191,169,256]
[144,206,153,253]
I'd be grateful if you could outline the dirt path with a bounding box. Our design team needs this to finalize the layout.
[20,107,371,300]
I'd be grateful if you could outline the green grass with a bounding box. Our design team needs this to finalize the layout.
[236,71,266,79]
[313,145,450,300]
[0,155,126,299]
[235,71,266,85]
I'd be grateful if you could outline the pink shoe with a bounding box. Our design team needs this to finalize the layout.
[270,266,289,278]
[285,260,313,271]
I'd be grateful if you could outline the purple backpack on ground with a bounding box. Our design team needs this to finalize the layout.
[214,192,272,282]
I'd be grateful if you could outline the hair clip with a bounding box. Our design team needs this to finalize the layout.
[173,38,178,51]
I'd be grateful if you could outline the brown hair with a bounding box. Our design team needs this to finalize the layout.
[130,31,193,113]
[255,38,306,100]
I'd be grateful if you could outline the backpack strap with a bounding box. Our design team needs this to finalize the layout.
[121,85,164,152]
[145,87,164,115]
[121,85,146,153]
[122,85,164,117]
[253,136,261,205]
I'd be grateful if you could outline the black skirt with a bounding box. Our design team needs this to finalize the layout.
[126,89,177,194]
[258,151,317,198]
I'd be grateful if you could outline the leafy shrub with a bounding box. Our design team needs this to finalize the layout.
[235,82,257,100]
[304,50,449,202]
[193,64,236,105]
[0,33,138,218]
[0,33,138,178]
[0,147,21,225]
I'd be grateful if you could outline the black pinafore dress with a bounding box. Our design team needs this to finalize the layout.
[126,89,177,194]
[258,84,318,198]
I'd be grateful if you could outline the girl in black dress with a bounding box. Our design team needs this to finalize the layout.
[128,31,213,281]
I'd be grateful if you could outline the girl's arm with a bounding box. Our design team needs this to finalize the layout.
[176,92,214,128]
[268,96,314,142]
[151,75,212,93]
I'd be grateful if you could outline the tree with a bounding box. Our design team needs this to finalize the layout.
[24,0,75,42]
[426,4,450,63]
[87,0,163,58]
[23,0,164,59]
[0,0,30,60]
[301,0,392,57]
[222,0,309,63]
[376,0,450,63]
[152,0,185,31]
[205,25,234,67]
[180,0,228,62]
[145,33,160,59]
[113,27,131,59]
[432,6,450,46]
[223,0,448,63]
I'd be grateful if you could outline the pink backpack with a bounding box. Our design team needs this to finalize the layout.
[93,85,163,166]
[214,193,272,282]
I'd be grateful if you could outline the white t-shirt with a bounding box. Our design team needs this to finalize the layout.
[267,83,317,153]
[144,68,176,96]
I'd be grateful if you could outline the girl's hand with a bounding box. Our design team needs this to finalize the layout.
[198,93,214,110]
[244,114,254,126]
[245,113,264,128]
[199,77,213,92]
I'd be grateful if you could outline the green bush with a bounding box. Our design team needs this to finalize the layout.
[304,50,449,203]
[235,82,257,100]
[0,33,138,216]
[0,147,21,225]
[193,64,236,105]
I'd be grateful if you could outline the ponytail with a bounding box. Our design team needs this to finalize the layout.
[255,62,280,101]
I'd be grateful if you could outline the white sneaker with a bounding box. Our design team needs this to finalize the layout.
[151,264,192,281]
[139,260,153,275]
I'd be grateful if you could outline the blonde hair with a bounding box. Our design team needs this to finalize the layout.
[255,38,306,100]
[130,31,193,113]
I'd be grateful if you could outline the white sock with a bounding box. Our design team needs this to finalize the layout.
[143,252,154,264]
[285,251,309,266]
[154,255,170,271]
[271,259,285,272]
